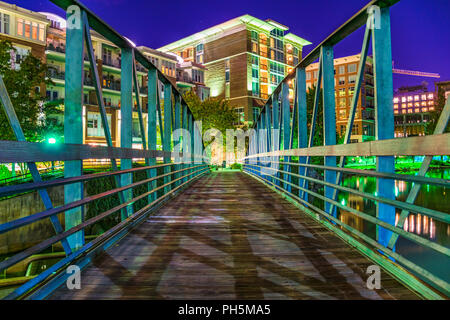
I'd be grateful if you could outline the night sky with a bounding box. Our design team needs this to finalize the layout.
[13,0,450,91]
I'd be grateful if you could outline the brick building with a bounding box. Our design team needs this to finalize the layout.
[306,54,375,142]
[158,15,311,125]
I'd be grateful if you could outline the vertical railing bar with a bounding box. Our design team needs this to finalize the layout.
[300,52,323,201]
[327,24,372,215]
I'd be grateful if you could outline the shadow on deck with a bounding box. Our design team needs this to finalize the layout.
[49,171,419,300]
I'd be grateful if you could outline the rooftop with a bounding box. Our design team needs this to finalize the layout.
[158,14,311,52]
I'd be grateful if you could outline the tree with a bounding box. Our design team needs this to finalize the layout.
[0,40,52,142]
[183,90,238,144]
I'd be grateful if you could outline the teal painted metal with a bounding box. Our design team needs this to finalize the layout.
[174,94,181,186]
[296,69,307,200]
[182,103,188,183]
[163,84,173,194]
[147,68,158,203]
[372,7,396,247]
[120,47,134,219]
[272,92,280,186]
[64,8,85,250]
[300,57,322,201]
[327,24,372,216]
[281,82,291,192]
[0,76,72,256]
[321,46,337,217]
[132,50,148,151]
[83,12,126,212]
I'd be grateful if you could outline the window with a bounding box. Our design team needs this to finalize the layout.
[225,59,230,82]
[348,63,357,73]
[428,93,434,100]
[414,95,419,101]
[234,107,244,125]
[251,31,258,41]
[253,107,260,122]
[401,97,406,102]
[252,68,259,79]
[195,43,204,64]
[225,82,230,99]
[87,113,111,137]
[252,81,259,97]
[338,88,346,96]
[0,13,10,35]
[338,65,345,74]
[351,124,359,135]
[313,70,318,79]
[407,96,413,102]
[421,94,427,100]
[339,109,346,118]
[17,18,23,36]
[192,69,204,83]
[393,97,399,103]
[348,75,356,84]
[24,20,31,38]
[38,24,45,41]
[251,56,259,66]
[32,22,38,40]
[338,77,345,85]
[339,98,346,107]
[394,104,398,109]
[306,72,311,80]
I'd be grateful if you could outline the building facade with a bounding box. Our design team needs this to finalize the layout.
[158,15,311,125]
[0,0,49,95]
[1,1,209,149]
[393,84,435,137]
[305,54,375,142]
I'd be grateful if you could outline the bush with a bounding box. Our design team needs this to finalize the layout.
[230,163,242,170]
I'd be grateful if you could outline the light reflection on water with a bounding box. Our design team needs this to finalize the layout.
[338,169,450,283]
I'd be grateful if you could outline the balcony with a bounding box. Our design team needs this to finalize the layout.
[47,70,65,80]
[47,42,65,54]
[103,80,121,91]
[103,58,121,69]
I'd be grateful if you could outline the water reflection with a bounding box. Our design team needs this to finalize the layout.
[337,169,450,283]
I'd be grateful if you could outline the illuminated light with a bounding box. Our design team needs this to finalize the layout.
[409,215,415,233]
[48,137,56,144]
[423,216,429,234]
[124,37,136,48]
[394,186,399,197]
[417,214,421,234]
[430,218,435,239]
[341,199,346,206]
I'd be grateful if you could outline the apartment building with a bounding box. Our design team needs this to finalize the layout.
[43,12,150,148]
[306,54,375,142]
[158,15,311,124]
[393,84,435,137]
[138,46,210,101]
[0,1,49,95]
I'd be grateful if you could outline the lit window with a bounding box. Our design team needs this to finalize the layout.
[17,18,23,36]
[414,102,420,107]
[24,20,31,38]
[407,103,412,107]
[414,95,419,101]
[421,94,426,100]
[429,107,435,111]
[414,108,420,113]
[402,110,406,114]
[428,93,434,99]
[422,108,428,112]
[421,101,426,106]
[393,97,399,103]
[407,96,413,102]
[32,22,38,40]
[394,104,398,109]
[401,97,406,102]
[394,110,399,114]
[428,101,433,106]
[402,103,406,108]
[39,24,45,41]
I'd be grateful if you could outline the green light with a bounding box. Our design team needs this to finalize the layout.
[341,199,346,206]
[48,137,56,144]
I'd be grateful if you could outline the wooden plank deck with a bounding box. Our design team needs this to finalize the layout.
[48,171,419,300]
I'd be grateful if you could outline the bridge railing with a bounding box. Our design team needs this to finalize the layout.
[0,0,209,299]
[242,0,449,299]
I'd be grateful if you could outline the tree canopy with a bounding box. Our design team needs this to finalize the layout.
[0,40,54,142]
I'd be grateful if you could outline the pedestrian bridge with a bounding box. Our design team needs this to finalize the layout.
[0,0,449,300]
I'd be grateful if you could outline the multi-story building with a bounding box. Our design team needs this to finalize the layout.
[0,1,49,93]
[306,54,375,142]
[138,46,210,101]
[393,84,435,137]
[435,80,450,101]
[43,12,150,148]
[158,15,311,125]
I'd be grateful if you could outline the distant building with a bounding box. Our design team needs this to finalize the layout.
[435,80,450,101]
[158,15,311,125]
[393,83,435,137]
[306,54,375,142]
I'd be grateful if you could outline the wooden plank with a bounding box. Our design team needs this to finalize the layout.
[48,172,420,300]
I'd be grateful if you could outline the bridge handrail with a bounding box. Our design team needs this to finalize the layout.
[243,0,449,299]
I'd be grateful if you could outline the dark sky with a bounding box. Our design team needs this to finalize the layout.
[13,0,450,91]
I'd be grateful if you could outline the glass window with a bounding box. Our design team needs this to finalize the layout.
[24,20,31,38]
[338,77,345,85]
[393,97,399,103]
[17,18,23,36]
[348,75,356,84]
[306,72,311,80]
[401,97,406,102]
[38,24,45,41]
[32,22,38,40]
[1,14,10,34]
[348,63,357,73]
[338,65,345,74]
